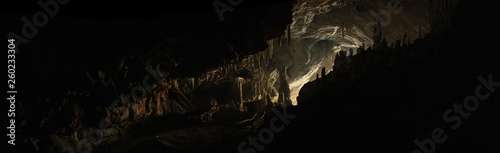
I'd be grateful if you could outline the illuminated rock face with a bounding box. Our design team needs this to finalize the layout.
[270,0,431,105]
[15,2,295,152]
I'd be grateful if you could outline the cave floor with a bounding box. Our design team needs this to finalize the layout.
[92,107,268,153]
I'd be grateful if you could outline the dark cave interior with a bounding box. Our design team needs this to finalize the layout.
[3,0,500,152]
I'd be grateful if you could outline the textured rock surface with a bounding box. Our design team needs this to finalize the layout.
[14,1,295,152]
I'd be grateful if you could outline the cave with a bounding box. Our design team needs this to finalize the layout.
[4,0,500,152]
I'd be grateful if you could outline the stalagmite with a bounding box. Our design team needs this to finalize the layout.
[419,24,423,39]
[258,53,261,68]
[342,23,345,38]
[173,79,179,90]
[403,32,407,46]
[321,67,326,78]
[279,36,282,47]
[191,78,194,90]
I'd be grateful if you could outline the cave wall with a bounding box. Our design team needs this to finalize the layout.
[13,1,297,152]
